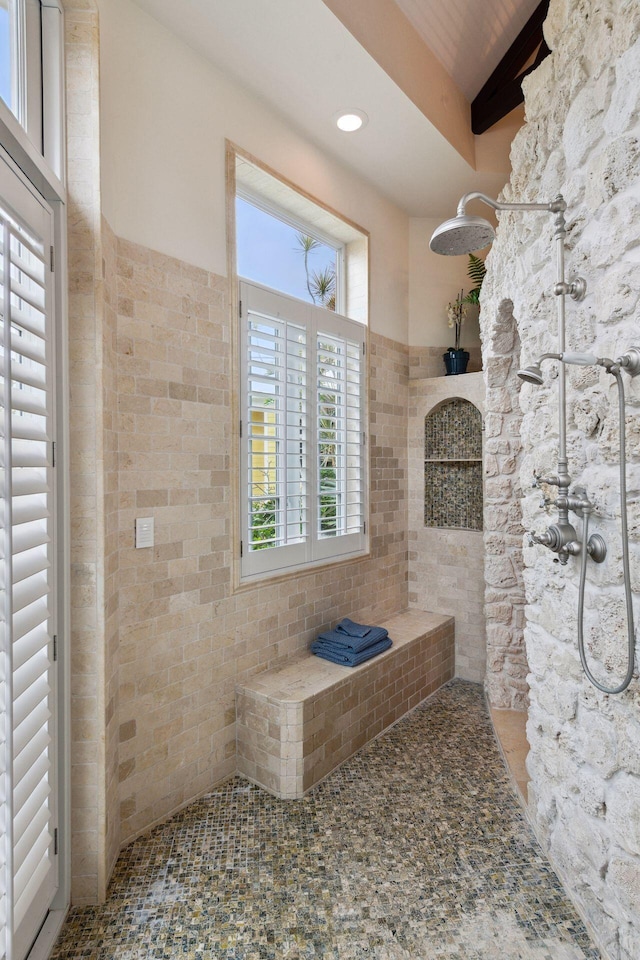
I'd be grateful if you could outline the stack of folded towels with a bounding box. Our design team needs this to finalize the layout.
[311,617,392,667]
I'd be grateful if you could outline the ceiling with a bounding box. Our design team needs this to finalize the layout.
[394,0,542,101]
[132,0,536,218]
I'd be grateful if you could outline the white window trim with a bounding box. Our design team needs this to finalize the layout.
[239,279,368,583]
[236,185,346,315]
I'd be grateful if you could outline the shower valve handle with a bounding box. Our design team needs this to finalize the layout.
[528,522,578,554]
[528,529,552,548]
[533,474,560,488]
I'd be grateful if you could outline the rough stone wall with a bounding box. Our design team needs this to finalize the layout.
[480,1,640,956]
[482,304,527,710]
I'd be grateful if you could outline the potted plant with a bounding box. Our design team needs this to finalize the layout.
[443,290,469,375]
[442,255,486,376]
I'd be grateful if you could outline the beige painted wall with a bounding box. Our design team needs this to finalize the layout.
[408,218,482,349]
[96,0,410,343]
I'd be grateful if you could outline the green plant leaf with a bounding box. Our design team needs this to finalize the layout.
[467,253,486,286]
[462,253,486,304]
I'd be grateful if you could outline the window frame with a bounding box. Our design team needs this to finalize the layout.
[239,279,368,583]
[236,185,347,315]
[1,0,43,154]
[0,0,65,186]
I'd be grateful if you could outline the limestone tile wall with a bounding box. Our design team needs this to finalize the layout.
[115,239,236,843]
[480,1,640,955]
[101,217,120,881]
[114,240,409,845]
[408,372,486,683]
[65,0,116,905]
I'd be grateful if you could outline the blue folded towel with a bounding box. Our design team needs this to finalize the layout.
[311,635,392,666]
[316,625,388,653]
[335,617,372,638]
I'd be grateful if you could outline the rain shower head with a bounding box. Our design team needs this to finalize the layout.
[429,214,496,256]
[429,192,562,258]
[517,363,544,385]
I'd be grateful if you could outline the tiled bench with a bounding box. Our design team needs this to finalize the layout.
[236,609,454,799]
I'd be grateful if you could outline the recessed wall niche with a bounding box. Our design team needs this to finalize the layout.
[424,398,483,530]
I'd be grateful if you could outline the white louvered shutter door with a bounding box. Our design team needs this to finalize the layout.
[0,152,57,960]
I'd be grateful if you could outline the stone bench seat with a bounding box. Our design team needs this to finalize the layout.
[236,609,454,799]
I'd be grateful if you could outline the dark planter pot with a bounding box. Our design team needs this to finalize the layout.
[443,348,470,376]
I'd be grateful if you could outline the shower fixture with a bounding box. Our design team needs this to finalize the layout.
[519,348,638,694]
[430,192,638,695]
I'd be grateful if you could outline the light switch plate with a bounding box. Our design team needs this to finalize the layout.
[135,516,154,549]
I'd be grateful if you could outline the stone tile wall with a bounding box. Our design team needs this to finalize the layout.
[102,217,121,882]
[67,217,410,903]
[113,239,409,845]
[480,1,640,954]
[408,373,486,684]
[64,0,117,905]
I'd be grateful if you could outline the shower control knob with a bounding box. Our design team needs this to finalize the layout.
[617,347,640,378]
[587,534,607,563]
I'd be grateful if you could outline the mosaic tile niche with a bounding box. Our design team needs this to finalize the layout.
[424,398,483,531]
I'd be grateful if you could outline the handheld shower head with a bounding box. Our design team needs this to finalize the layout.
[517,363,544,385]
[517,352,565,384]
[429,214,496,256]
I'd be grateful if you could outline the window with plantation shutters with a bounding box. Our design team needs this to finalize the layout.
[240,280,367,581]
[0,153,57,960]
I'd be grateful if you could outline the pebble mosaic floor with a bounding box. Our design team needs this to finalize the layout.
[51,681,600,960]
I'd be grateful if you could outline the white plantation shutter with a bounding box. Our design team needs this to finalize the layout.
[240,280,366,579]
[0,155,57,960]
[315,328,364,559]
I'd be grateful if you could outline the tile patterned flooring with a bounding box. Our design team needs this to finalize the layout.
[52,681,600,959]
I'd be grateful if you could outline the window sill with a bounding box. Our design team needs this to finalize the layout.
[234,547,371,594]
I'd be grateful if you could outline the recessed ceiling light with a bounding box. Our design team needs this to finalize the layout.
[335,110,368,132]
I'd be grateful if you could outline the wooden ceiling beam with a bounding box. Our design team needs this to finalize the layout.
[471,0,550,135]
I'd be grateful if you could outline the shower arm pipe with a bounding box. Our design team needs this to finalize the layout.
[554,203,570,510]
[455,192,565,218]
[456,191,584,510]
